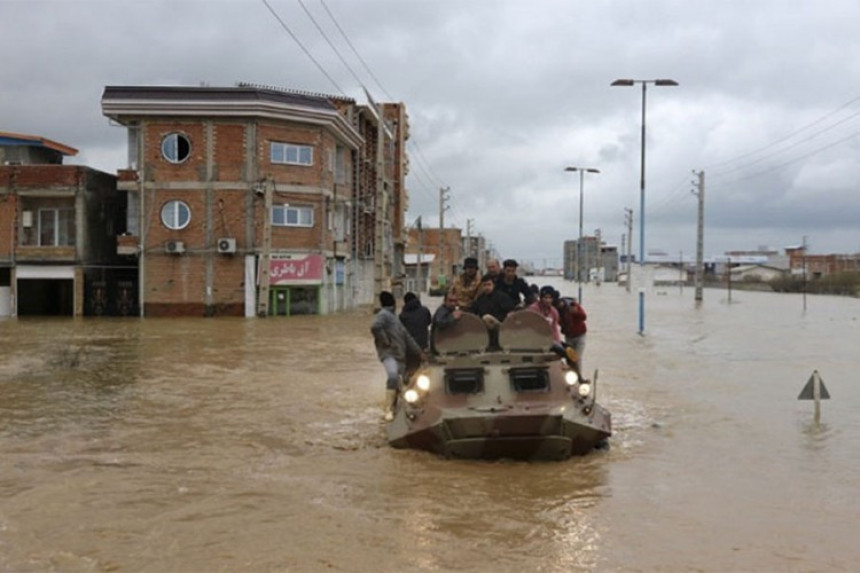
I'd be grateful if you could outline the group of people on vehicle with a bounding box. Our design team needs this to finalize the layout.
[370,256,588,421]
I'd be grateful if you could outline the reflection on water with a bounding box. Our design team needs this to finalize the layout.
[1,284,860,570]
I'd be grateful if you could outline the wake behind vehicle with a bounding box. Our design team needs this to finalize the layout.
[387,310,611,460]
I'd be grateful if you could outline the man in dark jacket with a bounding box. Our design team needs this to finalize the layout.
[495,259,535,307]
[468,274,515,349]
[399,291,432,350]
[469,274,515,327]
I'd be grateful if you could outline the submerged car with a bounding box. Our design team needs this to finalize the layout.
[387,310,611,460]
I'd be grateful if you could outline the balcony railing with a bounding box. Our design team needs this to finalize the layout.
[117,234,138,256]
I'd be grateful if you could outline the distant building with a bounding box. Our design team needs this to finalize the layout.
[563,237,618,282]
[729,264,787,282]
[405,226,463,290]
[0,131,123,316]
[785,246,860,278]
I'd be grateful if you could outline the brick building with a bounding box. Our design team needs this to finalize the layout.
[101,84,407,317]
[405,226,464,290]
[785,246,860,278]
[0,131,122,316]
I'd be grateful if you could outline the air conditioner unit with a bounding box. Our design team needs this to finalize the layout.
[217,237,236,254]
[165,240,185,254]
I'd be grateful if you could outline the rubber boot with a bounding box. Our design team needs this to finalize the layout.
[383,389,397,422]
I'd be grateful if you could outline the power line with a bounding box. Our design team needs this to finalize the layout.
[296,0,366,91]
[318,0,395,101]
[704,93,860,172]
[407,139,448,189]
[260,0,345,95]
[710,128,860,191]
[709,106,860,179]
[648,173,696,216]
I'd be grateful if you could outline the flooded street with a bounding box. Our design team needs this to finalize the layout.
[2,280,859,571]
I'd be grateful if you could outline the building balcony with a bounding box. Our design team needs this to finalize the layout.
[117,169,139,191]
[117,234,138,256]
[16,245,77,262]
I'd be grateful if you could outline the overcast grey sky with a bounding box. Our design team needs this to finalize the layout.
[3,0,860,266]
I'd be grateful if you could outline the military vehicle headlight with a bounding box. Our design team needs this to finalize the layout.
[564,370,580,386]
[404,389,420,403]
[416,374,431,392]
[577,383,591,397]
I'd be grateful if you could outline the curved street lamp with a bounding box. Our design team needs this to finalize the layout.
[611,78,679,335]
[564,166,600,304]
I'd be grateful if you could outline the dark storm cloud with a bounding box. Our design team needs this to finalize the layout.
[3,0,860,264]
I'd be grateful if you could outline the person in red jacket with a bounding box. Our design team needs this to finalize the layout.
[556,293,587,370]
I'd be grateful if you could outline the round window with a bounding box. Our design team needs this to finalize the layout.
[161,200,191,230]
[161,133,191,163]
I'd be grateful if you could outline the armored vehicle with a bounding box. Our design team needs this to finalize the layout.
[387,310,611,460]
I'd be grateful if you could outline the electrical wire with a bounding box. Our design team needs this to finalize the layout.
[260,0,345,95]
[704,93,860,171]
[296,0,367,91]
[709,128,860,192]
[318,0,396,102]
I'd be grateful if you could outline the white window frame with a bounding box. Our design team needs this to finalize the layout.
[161,200,191,230]
[38,207,76,246]
[161,133,192,164]
[272,205,314,228]
[271,142,314,166]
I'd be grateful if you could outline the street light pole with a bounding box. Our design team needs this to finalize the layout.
[565,166,600,304]
[611,78,678,335]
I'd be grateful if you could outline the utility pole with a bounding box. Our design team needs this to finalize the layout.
[692,170,705,303]
[416,216,424,294]
[466,218,473,257]
[727,255,732,303]
[624,207,633,293]
[374,106,387,298]
[257,178,273,316]
[802,235,808,312]
[621,232,626,284]
[439,186,450,285]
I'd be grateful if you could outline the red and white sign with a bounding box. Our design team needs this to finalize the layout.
[268,254,324,285]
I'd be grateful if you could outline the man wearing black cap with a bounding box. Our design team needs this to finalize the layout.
[451,256,481,309]
[495,258,535,308]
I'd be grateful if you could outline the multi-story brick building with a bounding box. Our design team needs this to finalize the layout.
[101,84,407,317]
[0,131,122,317]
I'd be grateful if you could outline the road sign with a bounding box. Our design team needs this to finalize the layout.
[798,370,831,400]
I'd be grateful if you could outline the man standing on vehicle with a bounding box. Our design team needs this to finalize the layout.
[495,259,535,307]
[468,273,515,349]
[451,256,481,309]
[485,258,502,281]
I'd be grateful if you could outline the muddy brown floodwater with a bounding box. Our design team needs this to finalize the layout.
[2,279,859,571]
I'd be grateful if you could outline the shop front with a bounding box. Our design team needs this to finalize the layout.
[267,254,324,316]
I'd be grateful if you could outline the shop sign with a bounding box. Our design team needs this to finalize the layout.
[269,254,323,285]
